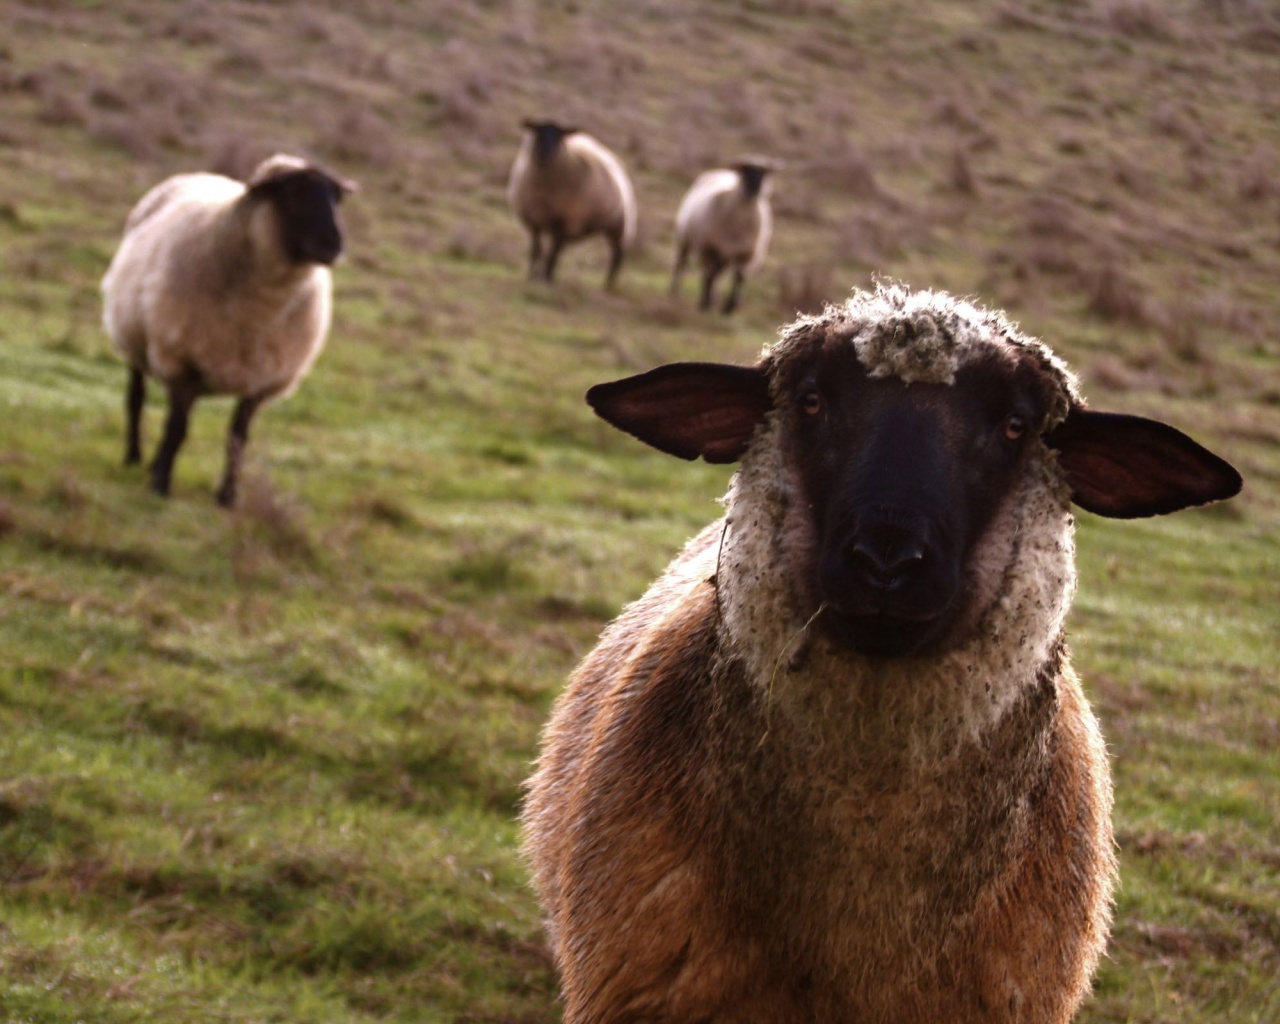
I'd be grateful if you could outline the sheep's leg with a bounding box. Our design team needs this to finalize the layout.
[527,230,543,280]
[604,230,625,291]
[149,374,201,498]
[722,267,746,315]
[699,260,725,312]
[215,393,266,509]
[125,367,146,466]
[670,242,689,297]
[545,233,566,283]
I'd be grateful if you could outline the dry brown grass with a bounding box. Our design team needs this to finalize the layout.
[316,105,399,169]
[948,145,980,197]
[2,2,1279,1019]
[1100,0,1180,39]
[776,263,837,315]
[232,468,315,564]
[1086,262,1150,326]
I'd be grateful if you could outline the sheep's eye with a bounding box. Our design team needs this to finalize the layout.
[801,391,822,415]
[1003,414,1027,441]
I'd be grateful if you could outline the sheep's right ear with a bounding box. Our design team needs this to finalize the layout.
[586,362,772,464]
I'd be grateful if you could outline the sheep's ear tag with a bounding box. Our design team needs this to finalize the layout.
[1047,409,1242,518]
[586,362,772,464]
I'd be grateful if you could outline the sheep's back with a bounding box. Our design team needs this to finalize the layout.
[676,170,769,266]
[508,134,636,244]
[102,175,237,368]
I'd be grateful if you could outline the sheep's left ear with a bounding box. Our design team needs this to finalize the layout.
[586,362,772,464]
[1046,409,1242,518]
[325,170,358,197]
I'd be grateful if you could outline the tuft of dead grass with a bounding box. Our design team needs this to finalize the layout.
[808,141,882,200]
[1099,0,1180,39]
[202,132,273,181]
[835,207,932,269]
[316,106,398,168]
[1237,147,1279,203]
[232,469,315,564]
[444,226,514,266]
[162,0,226,46]
[84,61,207,161]
[776,263,837,316]
[1086,262,1150,325]
[948,145,979,197]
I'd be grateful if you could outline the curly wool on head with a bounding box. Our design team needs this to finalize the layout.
[769,283,1081,424]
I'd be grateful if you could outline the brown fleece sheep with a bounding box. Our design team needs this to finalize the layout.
[523,285,1242,1023]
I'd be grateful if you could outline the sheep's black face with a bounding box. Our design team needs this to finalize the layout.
[737,164,770,199]
[526,121,577,164]
[790,348,1051,658]
[257,170,346,266]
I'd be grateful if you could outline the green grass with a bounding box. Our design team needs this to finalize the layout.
[2,0,1279,1020]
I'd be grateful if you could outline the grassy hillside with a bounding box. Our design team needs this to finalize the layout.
[1,0,1277,1021]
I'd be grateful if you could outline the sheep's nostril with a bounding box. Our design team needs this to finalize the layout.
[849,537,926,589]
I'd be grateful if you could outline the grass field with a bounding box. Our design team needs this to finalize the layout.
[1,1,1278,1021]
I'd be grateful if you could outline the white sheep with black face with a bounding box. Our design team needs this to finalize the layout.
[102,153,354,506]
[671,160,775,314]
[523,284,1241,1024]
[507,120,637,290]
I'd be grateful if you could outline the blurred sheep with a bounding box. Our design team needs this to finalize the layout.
[507,120,637,290]
[101,154,354,506]
[671,160,774,314]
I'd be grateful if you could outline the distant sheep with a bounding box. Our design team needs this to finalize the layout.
[101,154,353,506]
[523,284,1241,1023]
[671,160,774,313]
[507,120,637,290]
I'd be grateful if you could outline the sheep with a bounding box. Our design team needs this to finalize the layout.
[670,160,774,314]
[507,120,637,290]
[523,284,1242,1024]
[101,153,353,507]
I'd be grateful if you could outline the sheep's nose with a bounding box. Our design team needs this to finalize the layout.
[847,523,927,591]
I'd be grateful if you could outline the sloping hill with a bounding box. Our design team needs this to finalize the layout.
[0,1,1277,1021]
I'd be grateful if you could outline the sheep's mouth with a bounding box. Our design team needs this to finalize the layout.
[818,605,951,658]
[304,239,344,266]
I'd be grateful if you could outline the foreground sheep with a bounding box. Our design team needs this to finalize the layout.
[102,154,353,506]
[671,160,774,313]
[524,285,1241,1023]
[507,120,637,289]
